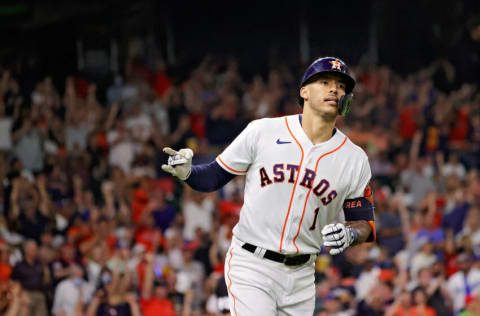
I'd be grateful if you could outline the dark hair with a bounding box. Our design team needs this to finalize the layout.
[411,286,428,304]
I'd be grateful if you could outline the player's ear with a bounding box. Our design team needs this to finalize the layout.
[300,86,309,104]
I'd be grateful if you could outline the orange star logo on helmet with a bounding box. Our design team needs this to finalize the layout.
[329,59,342,70]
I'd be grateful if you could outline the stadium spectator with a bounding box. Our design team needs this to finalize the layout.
[1,43,480,315]
[409,286,437,316]
[51,263,89,316]
[140,252,175,316]
[447,253,480,314]
[10,240,50,316]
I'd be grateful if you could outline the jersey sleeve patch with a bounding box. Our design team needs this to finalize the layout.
[343,197,375,221]
[344,184,376,242]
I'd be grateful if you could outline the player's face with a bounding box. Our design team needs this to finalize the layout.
[301,73,346,117]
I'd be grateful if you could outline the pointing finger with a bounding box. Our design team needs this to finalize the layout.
[163,147,178,156]
[178,148,194,159]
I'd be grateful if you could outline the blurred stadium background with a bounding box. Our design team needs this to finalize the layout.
[0,1,479,315]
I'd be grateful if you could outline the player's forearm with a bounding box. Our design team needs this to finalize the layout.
[346,220,372,244]
[185,161,235,192]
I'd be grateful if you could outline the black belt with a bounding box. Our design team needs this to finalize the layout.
[241,243,311,266]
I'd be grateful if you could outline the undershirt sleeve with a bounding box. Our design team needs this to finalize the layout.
[185,161,236,192]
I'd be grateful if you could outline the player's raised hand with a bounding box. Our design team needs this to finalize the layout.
[161,147,193,180]
[321,223,357,255]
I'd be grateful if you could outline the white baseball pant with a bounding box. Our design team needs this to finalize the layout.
[224,236,316,316]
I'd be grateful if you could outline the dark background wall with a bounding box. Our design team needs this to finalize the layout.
[1,0,479,88]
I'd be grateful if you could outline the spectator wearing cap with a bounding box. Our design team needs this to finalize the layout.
[447,253,480,314]
[10,240,49,316]
[319,291,344,315]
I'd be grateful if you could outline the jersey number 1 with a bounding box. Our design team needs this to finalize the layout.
[309,207,320,230]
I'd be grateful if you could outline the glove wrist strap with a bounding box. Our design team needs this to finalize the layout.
[348,227,360,247]
[182,169,192,181]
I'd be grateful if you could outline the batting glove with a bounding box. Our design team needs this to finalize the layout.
[161,147,193,181]
[321,223,359,255]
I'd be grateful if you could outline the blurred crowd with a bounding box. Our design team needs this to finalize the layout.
[0,50,478,316]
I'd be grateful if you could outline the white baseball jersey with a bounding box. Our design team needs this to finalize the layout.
[216,114,371,255]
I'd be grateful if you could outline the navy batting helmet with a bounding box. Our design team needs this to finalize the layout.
[298,57,356,116]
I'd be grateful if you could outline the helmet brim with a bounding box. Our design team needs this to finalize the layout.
[298,71,355,106]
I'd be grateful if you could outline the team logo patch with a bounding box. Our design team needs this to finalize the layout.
[329,59,343,71]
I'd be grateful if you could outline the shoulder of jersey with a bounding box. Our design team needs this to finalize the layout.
[337,129,369,161]
[250,116,287,127]
[245,116,288,135]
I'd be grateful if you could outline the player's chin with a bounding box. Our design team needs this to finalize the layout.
[319,103,339,118]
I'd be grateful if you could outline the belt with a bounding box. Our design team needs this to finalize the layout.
[241,242,310,266]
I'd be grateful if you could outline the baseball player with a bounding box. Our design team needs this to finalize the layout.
[162,57,375,316]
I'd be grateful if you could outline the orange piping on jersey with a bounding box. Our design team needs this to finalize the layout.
[217,156,247,174]
[368,220,376,241]
[279,116,304,252]
[292,136,348,253]
[227,247,238,316]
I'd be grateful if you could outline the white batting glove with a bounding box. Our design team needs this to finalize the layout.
[161,147,193,181]
[321,223,358,256]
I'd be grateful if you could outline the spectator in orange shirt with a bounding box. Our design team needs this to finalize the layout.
[140,253,175,316]
[386,290,411,316]
[135,213,164,252]
[409,287,437,316]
